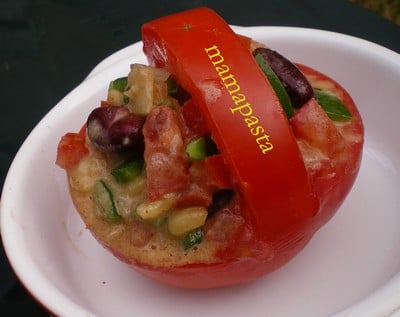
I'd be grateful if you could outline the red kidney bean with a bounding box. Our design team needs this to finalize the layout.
[87,106,144,155]
[253,47,314,108]
[108,115,145,154]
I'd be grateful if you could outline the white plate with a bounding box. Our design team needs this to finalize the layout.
[1,26,400,317]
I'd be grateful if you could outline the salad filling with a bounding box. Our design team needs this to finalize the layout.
[57,38,362,267]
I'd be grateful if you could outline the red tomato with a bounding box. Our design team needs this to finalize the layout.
[179,98,210,139]
[142,7,318,243]
[56,127,89,170]
[133,7,363,288]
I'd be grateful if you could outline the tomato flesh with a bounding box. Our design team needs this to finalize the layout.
[142,105,189,200]
[294,64,364,227]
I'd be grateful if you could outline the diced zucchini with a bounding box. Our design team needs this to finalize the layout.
[107,89,129,106]
[109,77,128,92]
[182,227,203,250]
[91,180,121,221]
[111,158,144,183]
[186,137,206,160]
[107,77,129,106]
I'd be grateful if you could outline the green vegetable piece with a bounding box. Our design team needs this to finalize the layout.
[186,137,207,160]
[182,227,203,250]
[314,89,352,121]
[91,180,121,221]
[109,77,129,104]
[109,77,128,92]
[255,54,295,118]
[111,158,144,183]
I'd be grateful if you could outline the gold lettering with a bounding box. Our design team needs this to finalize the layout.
[205,44,274,155]
[221,73,241,95]
[215,64,230,77]
[257,134,274,153]
[230,102,252,116]
[231,93,247,105]
[260,143,274,153]
[205,45,224,66]
[244,116,259,128]
[256,134,271,144]
[250,126,265,136]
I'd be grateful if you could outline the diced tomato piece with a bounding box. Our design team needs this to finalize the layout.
[142,106,189,200]
[176,154,232,207]
[100,100,112,107]
[205,207,245,243]
[179,98,210,140]
[56,128,89,170]
[290,98,346,159]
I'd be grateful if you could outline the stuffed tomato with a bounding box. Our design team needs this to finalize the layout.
[56,7,363,289]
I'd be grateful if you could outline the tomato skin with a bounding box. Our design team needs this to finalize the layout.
[110,218,311,289]
[56,127,89,171]
[134,258,278,289]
